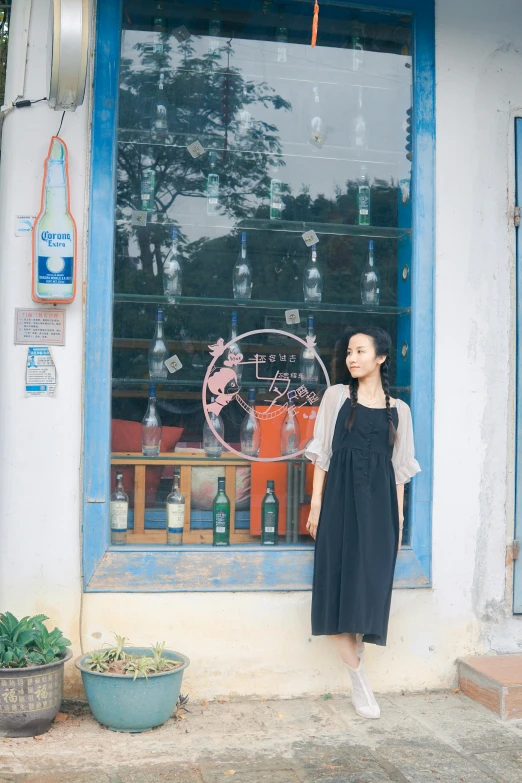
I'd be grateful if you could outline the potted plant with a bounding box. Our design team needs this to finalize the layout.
[75,634,190,732]
[0,612,72,737]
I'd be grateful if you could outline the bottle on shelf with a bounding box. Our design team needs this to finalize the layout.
[148,306,168,380]
[360,239,381,306]
[240,388,261,457]
[140,147,156,212]
[232,231,252,300]
[203,396,224,458]
[261,480,279,545]
[238,85,251,137]
[142,384,162,456]
[269,166,283,220]
[353,85,368,150]
[275,7,288,63]
[166,469,185,546]
[208,0,221,53]
[303,243,323,303]
[150,2,167,53]
[110,472,129,545]
[207,150,220,216]
[299,314,319,385]
[351,22,365,72]
[213,476,230,546]
[163,226,182,301]
[151,72,168,141]
[309,84,325,148]
[357,165,371,226]
[228,310,243,384]
[280,390,301,456]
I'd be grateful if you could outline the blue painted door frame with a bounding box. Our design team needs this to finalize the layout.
[514,119,522,613]
[82,0,435,592]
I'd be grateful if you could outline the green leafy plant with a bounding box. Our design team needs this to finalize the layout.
[123,655,156,681]
[86,650,110,673]
[84,635,184,678]
[104,634,130,663]
[0,612,71,669]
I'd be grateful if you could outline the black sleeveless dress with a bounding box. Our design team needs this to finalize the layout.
[311,396,400,646]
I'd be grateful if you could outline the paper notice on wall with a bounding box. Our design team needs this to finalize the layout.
[25,347,57,397]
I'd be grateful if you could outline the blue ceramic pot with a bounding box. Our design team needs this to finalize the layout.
[75,647,190,732]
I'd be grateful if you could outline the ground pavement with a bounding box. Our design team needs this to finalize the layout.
[0,689,521,783]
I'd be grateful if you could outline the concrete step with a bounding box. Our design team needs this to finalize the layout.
[457,654,522,720]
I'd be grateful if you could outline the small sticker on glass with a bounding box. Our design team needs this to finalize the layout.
[172,25,191,42]
[302,230,319,247]
[285,309,300,325]
[187,141,205,159]
[165,355,183,374]
[309,131,325,148]
[131,210,148,226]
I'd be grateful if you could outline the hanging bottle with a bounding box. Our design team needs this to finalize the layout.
[232,231,253,300]
[166,469,185,546]
[275,6,288,63]
[203,396,224,458]
[140,147,156,212]
[360,240,381,306]
[280,390,301,456]
[299,315,319,385]
[228,310,243,384]
[208,0,221,53]
[269,165,283,220]
[351,22,365,72]
[303,243,323,302]
[309,84,325,148]
[261,480,279,545]
[207,150,220,216]
[110,472,129,545]
[148,307,168,380]
[151,72,168,141]
[357,165,371,226]
[142,384,162,456]
[213,477,230,546]
[353,86,368,150]
[240,388,261,457]
[150,2,167,53]
[238,85,251,137]
[163,226,182,301]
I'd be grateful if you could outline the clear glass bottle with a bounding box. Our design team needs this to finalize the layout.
[280,390,301,456]
[275,7,288,63]
[360,240,381,306]
[213,476,230,546]
[148,307,168,380]
[228,310,243,384]
[203,397,224,458]
[166,470,185,546]
[261,480,279,545]
[240,388,261,457]
[110,471,129,545]
[207,150,220,215]
[208,0,221,53]
[151,72,168,141]
[163,226,182,301]
[353,86,368,150]
[152,2,167,52]
[299,315,319,385]
[303,243,323,302]
[357,165,371,226]
[238,86,251,137]
[269,167,283,220]
[351,22,365,72]
[309,84,325,148]
[140,147,155,212]
[142,384,162,456]
[233,232,252,300]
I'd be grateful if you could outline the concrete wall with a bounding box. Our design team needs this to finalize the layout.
[0,0,520,701]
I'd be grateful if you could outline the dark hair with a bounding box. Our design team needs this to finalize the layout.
[330,325,397,446]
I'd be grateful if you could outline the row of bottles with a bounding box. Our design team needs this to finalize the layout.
[110,471,280,547]
[146,229,381,306]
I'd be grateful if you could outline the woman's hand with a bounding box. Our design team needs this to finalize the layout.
[306,503,321,540]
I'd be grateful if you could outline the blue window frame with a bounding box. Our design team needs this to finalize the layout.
[83,0,434,592]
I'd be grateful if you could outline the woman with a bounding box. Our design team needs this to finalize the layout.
[304,325,421,720]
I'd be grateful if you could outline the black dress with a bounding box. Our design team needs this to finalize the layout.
[311,397,400,646]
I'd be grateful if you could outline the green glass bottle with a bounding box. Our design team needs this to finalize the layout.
[213,476,230,546]
[261,480,279,545]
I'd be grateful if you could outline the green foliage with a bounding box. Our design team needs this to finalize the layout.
[0,612,71,669]
[104,633,130,662]
[86,650,110,673]
[84,635,183,679]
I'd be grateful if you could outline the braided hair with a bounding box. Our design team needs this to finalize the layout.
[330,325,397,446]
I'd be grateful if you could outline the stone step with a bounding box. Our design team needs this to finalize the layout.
[457,654,522,720]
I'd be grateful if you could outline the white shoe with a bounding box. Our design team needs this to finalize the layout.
[344,657,380,719]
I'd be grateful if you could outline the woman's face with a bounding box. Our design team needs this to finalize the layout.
[346,333,385,379]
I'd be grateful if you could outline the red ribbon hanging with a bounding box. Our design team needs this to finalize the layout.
[311,0,319,47]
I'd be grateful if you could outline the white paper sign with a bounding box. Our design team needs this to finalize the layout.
[285,309,300,325]
[15,215,36,237]
[25,347,57,397]
[15,309,65,346]
[308,131,325,148]
[131,210,148,226]
[165,354,183,373]
[187,140,205,159]
[302,230,319,247]
[173,25,191,42]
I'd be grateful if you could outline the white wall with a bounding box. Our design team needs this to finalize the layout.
[0,0,520,701]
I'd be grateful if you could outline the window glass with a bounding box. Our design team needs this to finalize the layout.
[112,0,413,546]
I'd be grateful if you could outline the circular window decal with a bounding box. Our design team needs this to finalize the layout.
[202,328,330,463]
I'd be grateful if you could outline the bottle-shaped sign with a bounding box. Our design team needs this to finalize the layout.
[166,470,185,545]
[261,480,279,545]
[110,471,129,545]
[33,136,77,303]
[213,476,230,546]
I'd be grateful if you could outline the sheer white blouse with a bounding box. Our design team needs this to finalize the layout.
[304,384,421,484]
